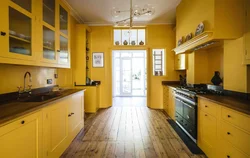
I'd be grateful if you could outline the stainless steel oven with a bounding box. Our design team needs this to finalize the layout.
[175,89,197,143]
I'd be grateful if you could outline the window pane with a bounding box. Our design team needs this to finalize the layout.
[114,29,121,45]
[59,36,68,63]
[43,0,55,27]
[43,26,55,60]
[122,30,129,45]
[130,30,137,45]
[152,49,165,76]
[138,29,146,45]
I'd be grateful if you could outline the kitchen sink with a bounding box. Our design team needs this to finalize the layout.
[20,92,62,102]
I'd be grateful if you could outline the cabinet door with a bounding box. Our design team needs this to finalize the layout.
[245,0,250,61]
[0,111,42,158]
[43,100,68,158]
[68,93,84,135]
[0,0,36,64]
[198,110,217,158]
[168,88,176,120]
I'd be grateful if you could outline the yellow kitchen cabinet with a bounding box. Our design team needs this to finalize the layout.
[0,111,42,158]
[0,0,38,66]
[42,98,69,158]
[168,87,176,120]
[67,91,84,142]
[163,85,169,113]
[198,109,217,158]
[175,54,186,70]
[75,86,100,113]
[244,0,250,64]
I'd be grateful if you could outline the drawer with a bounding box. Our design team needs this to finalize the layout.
[217,139,248,158]
[220,121,250,155]
[199,99,217,117]
[221,107,250,133]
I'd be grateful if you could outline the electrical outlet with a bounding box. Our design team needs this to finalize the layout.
[47,79,53,84]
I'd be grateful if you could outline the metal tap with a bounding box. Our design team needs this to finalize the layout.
[17,71,32,99]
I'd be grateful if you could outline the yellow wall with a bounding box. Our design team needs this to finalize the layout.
[89,25,184,109]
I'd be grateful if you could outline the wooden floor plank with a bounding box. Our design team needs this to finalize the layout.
[61,101,206,158]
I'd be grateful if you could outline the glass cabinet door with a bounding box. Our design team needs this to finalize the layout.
[11,0,31,12]
[43,0,55,27]
[59,5,68,35]
[59,36,69,63]
[9,7,32,56]
[43,26,56,60]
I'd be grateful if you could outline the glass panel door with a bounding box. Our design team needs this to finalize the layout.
[11,0,31,12]
[59,5,68,35]
[59,35,69,63]
[43,0,55,27]
[43,26,55,60]
[9,7,32,56]
[121,58,132,96]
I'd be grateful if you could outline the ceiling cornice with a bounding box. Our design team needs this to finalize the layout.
[61,0,85,23]
[86,22,175,26]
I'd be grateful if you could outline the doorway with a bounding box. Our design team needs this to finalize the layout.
[112,50,147,106]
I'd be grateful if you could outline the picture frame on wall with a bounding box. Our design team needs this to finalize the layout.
[92,52,104,68]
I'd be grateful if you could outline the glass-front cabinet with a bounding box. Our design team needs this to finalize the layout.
[0,0,70,67]
[0,0,35,62]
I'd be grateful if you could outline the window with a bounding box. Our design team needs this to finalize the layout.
[113,29,146,46]
[152,49,165,76]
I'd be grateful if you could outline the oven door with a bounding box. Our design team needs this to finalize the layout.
[183,101,197,125]
[175,97,183,116]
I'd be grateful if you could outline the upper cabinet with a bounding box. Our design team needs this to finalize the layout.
[175,54,186,70]
[0,0,70,68]
[174,0,244,54]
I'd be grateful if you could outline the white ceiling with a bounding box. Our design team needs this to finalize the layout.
[65,0,181,25]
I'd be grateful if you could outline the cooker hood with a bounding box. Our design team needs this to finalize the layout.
[173,31,224,54]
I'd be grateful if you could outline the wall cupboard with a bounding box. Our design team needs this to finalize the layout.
[175,54,186,70]
[0,0,70,68]
[0,91,84,158]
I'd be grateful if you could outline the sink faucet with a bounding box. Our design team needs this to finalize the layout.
[17,71,32,99]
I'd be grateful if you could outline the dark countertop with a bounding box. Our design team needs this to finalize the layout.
[197,94,250,115]
[162,81,180,88]
[0,89,85,125]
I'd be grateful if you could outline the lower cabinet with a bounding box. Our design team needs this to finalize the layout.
[0,91,84,158]
[0,111,43,158]
[168,87,176,120]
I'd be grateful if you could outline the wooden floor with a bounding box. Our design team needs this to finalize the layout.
[61,106,206,158]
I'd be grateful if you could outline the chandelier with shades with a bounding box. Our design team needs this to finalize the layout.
[111,0,155,28]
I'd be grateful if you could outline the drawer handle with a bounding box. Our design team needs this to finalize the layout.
[21,120,25,124]
[71,112,75,115]
[227,155,230,158]
[205,105,208,108]
[227,132,231,135]
[1,31,6,36]
[227,115,231,118]
[68,114,72,117]
[205,114,207,116]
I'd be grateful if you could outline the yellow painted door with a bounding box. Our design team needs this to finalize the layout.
[68,92,84,134]
[43,99,68,158]
[0,111,42,158]
[199,110,217,158]
[0,0,37,65]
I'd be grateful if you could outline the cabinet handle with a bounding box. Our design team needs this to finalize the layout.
[57,50,60,52]
[71,112,74,115]
[0,31,6,36]
[21,120,25,124]
[205,114,207,116]
[68,114,72,117]
[227,132,230,135]
[205,105,208,108]
[227,155,230,158]
[227,115,231,118]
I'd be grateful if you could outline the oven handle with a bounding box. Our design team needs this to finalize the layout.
[175,94,197,106]
[175,98,182,102]
[182,101,195,109]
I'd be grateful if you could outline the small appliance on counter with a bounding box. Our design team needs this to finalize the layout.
[86,77,101,86]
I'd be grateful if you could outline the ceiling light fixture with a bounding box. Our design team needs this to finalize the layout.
[112,0,155,28]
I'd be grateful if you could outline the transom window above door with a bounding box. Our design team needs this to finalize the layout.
[113,29,146,46]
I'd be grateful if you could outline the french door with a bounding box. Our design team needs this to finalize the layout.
[113,50,147,97]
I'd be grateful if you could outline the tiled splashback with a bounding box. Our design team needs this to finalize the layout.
[0,64,58,94]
